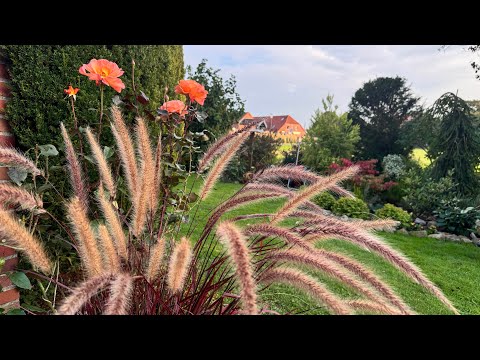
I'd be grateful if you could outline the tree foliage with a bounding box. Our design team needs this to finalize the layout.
[0,45,184,151]
[186,59,245,138]
[302,95,360,172]
[348,77,420,160]
[429,92,480,196]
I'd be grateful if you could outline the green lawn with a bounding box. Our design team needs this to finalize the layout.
[179,180,480,315]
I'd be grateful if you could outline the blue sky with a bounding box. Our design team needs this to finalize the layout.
[184,45,480,129]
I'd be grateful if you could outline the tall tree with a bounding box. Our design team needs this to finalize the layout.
[348,76,420,160]
[186,59,245,137]
[302,95,360,172]
[430,92,480,196]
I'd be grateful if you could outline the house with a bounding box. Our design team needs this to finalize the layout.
[233,112,306,142]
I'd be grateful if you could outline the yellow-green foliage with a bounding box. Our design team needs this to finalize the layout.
[375,203,411,228]
[332,197,370,220]
[410,148,431,168]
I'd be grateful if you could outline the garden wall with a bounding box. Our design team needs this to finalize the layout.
[0,56,20,310]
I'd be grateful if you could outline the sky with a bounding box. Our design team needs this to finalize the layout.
[184,45,480,129]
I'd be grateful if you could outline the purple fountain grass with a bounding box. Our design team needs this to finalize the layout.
[346,299,403,315]
[131,117,155,237]
[151,135,162,215]
[146,237,166,282]
[167,237,193,293]
[66,197,103,277]
[85,127,116,197]
[313,248,413,314]
[97,224,121,272]
[96,187,128,260]
[267,249,400,314]
[0,183,43,211]
[253,165,353,198]
[216,221,258,315]
[259,267,352,315]
[56,273,114,315]
[0,207,52,274]
[199,131,251,200]
[298,216,459,314]
[104,273,134,315]
[0,146,43,177]
[110,105,138,199]
[244,223,313,251]
[271,166,359,224]
[197,124,255,173]
[60,123,89,210]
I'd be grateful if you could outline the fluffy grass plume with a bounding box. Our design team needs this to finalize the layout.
[167,237,193,293]
[104,273,134,315]
[146,237,166,282]
[0,147,43,176]
[216,221,258,315]
[56,274,113,315]
[199,131,250,200]
[0,183,43,211]
[96,187,128,260]
[110,105,138,199]
[131,117,155,237]
[61,123,89,209]
[85,127,116,197]
[260,267,352,315]
[271,166,359,223]
[97,224,121,272]
[0,207,51,274]
[66,197,103,277]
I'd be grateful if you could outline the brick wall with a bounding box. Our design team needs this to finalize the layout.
[0,55,20,310]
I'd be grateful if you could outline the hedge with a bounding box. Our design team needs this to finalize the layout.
[0,45,184,150]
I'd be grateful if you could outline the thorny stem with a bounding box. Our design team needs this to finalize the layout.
[98,84,104,141]
[70,96,84,156]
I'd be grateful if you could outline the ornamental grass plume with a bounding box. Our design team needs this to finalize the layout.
[5,76,456,315]
[167,237,193,293]
[0,147,43,176]
[216,221,258,315]
[0,207,51,274]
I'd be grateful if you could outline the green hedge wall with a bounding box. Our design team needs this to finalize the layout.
[0,45,184,150]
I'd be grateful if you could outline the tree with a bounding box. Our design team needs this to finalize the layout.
[302,95,360,173]
[429,92,480,196]
[398,108,438,162]
[348,76,420,160]
[186,59,245,138]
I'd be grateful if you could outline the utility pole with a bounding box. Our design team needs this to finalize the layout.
[287,137,302,188]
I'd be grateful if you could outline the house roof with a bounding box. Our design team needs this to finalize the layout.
[239,115,302,132]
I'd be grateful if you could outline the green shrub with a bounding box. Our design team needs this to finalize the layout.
[332,197,370,219]
[401,168,457,218]
[0,45,184,151]
[312,192,336,210]
[434,199,480,236]
[375,203,411,228]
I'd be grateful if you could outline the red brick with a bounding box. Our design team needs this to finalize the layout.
[0,275,13,289]
[0,134,15,147]
[0,83,11,97]
[2,257,18,272]
[0,166,9,180]
[0,245,16,257]
[0,64,10,80]
[0,288,20,304]
[0,99,6,110]
[1,299,20,310]
[0,118,11,132]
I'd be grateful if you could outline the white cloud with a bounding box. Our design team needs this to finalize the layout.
[184,45,480,129]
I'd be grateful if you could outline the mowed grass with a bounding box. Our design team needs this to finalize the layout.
[178,180,480,315]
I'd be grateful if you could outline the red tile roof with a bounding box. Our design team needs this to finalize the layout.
[239,115,302,132]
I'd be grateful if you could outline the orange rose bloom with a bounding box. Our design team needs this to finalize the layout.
[174,79,208,105]
[79,59,125,93]
[160,100,188,116]
[64,85,80,100]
